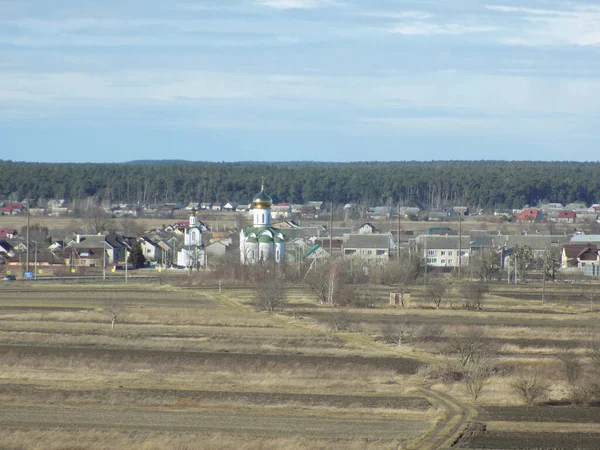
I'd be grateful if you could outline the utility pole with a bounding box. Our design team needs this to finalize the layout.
[424,235,428,286]
[541,243,547,303]
[125,249,128,283]
[397,202,401,260]
[26,201,30,273]
[103,241,107,281]
[329,198,333,256]
[31,240,38,280]
[458,211,462,277]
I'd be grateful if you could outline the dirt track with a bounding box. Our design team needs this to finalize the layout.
[0,406,427,440]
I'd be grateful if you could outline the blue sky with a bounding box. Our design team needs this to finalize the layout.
[1,0,600,162]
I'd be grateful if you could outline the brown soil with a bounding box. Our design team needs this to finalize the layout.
[0,344,421,374]
[0,406,427,440]
[458,431,600,449]
[0,383,430,410]
[302,311,595,329]
[480,406,600,423]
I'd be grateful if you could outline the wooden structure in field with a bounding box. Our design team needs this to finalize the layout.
[389,292,411,308]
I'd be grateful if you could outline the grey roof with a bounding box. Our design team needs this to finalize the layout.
[417,235,471,250]
[344,234,391,249]
[571,234,600,243]
[503,235,568,250]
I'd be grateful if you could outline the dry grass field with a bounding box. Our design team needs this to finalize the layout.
[0,283,433,449]
[2,279,600,449]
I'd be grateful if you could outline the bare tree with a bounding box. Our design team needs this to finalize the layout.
[510,245,535,283]
[329,311,351,332]
[542,249,561,282]
[252,278,287,312]
[81,206,114,234]
[557,353,583,384]
[587,336,600,369]
[473,250,501,281]
[380,321,410,345]
[306,262,342,306]
[463,358,494,402]
[511,371,551,405]
[584,292,598,312]
[118,218,145,237]
[448,327,489,367]
[426,281,447,309]
[459,283,490,311]
[103,298,125,330]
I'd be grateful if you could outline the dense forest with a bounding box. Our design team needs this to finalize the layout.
[2,160,600,210]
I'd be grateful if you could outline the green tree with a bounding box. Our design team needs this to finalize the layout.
[128,242,146,268]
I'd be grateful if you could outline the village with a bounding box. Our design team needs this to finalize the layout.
[1,195,599,279]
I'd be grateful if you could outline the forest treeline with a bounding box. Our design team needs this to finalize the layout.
[2,160,600,209]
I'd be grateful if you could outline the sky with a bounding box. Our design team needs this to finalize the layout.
[1,0,600,163]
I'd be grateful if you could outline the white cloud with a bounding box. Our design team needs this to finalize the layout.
[391,22,496,36]
[255,0,338,9]
[2,69,600,117]
[356,11,433,20]
[487,4,600,47]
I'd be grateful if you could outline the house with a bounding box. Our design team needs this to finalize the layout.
[571,234,600,245]
[200,202,213,210]
[562,243,600,269]
[223,202,238,212]
[271,203,292,219]
[156,240,174,266]
[299,205,317,219]
[301,243,330,260]
[314,237,344,255]
[0,241,15,258]
[271,220,299,229]
[515,208,543,223]
[398,207,421,217]
[205,240,231,260]
[416,235,471,268]
[212,202,223,211]
[0,204,25,215]
[567,202,587,211]
[453,206,469,216]
[557,211,577,223]
[0,228,18,239]
[367,206,392,220]
[427,210,452,221]
[138,236,159,262]
[357,223,378,235]
[499,235,568,267]
[109,204,139,217]
[343,234,392,260]
[63,234,128,268]
[307,201,325,211]
[185,202,200,211]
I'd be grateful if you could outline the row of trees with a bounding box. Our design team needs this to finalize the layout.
[4,160,600,209]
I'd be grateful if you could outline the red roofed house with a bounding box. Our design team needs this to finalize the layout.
[0,228,18,239]
[562,243,599,269]
[557,211,577,224]
[515,208,543,223]
[0,204,25,215]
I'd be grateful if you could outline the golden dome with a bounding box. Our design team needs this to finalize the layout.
[252,184,272,210]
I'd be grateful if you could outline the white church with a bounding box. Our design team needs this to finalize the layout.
[177,210,206,269]
[239,184,286,265]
